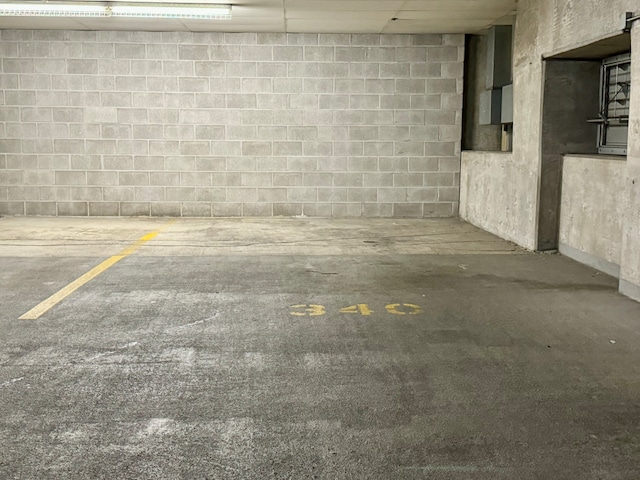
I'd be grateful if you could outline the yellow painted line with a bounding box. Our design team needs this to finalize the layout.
[19,220,175,320]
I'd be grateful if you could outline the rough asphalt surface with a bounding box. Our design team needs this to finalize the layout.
[1,218,640,479]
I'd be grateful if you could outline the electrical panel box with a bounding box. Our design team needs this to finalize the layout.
[479,88,503,125]
[501,83,513,124]
[486,25,513,89]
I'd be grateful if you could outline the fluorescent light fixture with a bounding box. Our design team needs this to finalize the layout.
[0,2,232,19]
[111,4,232,19]
[0,3,108,16]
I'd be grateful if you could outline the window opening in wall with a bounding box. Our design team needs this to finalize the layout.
[597,53,631,155]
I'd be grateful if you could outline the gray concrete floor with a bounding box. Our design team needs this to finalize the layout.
[1,217,640,479]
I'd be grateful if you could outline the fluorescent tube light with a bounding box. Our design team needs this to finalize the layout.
[111,4,231,19]
[0,3,108,16]
[0,2,232,19]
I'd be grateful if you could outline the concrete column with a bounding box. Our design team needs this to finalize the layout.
[619,25,640,301]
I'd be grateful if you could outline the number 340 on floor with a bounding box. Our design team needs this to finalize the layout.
[289,303,422,317]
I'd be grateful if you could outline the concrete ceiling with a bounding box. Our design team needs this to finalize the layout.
[0,0,518,33]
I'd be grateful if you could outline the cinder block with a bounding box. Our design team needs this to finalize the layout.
[273,46,303,62]
[132,187,163,201]
[256,33,287,45]
[196,188,226,202]
[57,202,88,216]
[115,43,146,59]
[407,188,438,202]
[394,111,425,125]
[25,201,56,216]
[0,201,23,217]
[363,202,393,217]
[8,186,38,201]
[287,33,318,45]
[89,202,119,216]
[226,187,256,203]
[273,78,302,94]
[332,203,361,217]
[209,45,241,61]
[102,187,133,202]
[165,187,195,202]
[98,59,131,75]
[132,156,163,171]
[273,173,302,187]
[288,62,320,78]
[120,202,150,216]
[147,44,178,60]
[151,202,181,216]
[394,142,425,156]
[409,158,438,172]
[178,141,209,156]
[380,95,410,110]
[427,79,457,94]
[179,172,210,186]
[364,173,393,187]
[348,188,377,202]
[333,173,363,187]
[381,63,410,78]
[349,126,378,141]
[428,46,461,62]
[425,142,455,157]
[256,157,287,172]
[118,172,149,186]
[379,157,408,172]
[301,203,332,217]
[411,63,443,78]
[349,95,379,109]
[241,173,272,187]
[318,188,348,202]
[318,34,350,45]
[70,186,103,201]
[242,46,272,61]
[287,187,317,202]
[6,90,36,106]
[257,62,287,78]
[163,156,194,171]
[241,203,271,216]
[438,187,459,202]
[364,47,395,62]
[424,202,453,217]
[334,142,364,156]
[182,202,212,217]
[393,203,423,218]
[213,203,242,216]
[87,171,118,186]
[273,203,302,216]
[394,173,425,187]
[336,47,366,62]
[411,35,442,46]
[67,59,98,75]
[255,188,287,203]
[179,44,209,60]
[195,156,226,171]
[209,173,238,188]
[55,171,86,185]
[348,157,378,172]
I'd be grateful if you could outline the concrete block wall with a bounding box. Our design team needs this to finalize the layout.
[0,30,464,217]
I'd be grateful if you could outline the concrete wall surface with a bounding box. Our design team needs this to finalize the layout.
[0,31,464,218]
[620,27,640,302]
[459,150,537,247]
[559,155,627,276]
[461,0,640,303]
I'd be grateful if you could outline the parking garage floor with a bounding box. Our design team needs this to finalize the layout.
[1,216,640,479]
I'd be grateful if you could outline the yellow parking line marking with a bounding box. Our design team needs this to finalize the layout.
[19,220,175,321]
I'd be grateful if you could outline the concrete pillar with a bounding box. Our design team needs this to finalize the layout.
[619,26,640,301]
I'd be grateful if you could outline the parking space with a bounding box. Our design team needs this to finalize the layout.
[1,217,640,479]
